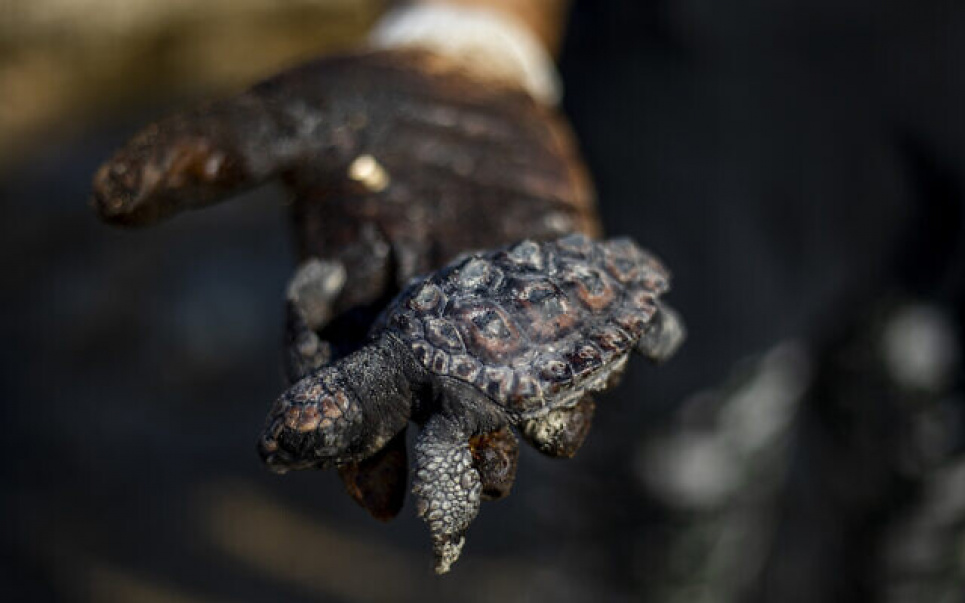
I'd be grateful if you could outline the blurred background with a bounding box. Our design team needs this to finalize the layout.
[2,0,964,601]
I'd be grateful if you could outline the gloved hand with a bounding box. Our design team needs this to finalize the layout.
[91,3,598,561]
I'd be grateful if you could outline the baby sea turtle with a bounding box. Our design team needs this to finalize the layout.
[90,51,600,522]
[259,234,684,573]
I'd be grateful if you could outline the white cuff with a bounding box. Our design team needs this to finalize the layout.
[369,4,562,105]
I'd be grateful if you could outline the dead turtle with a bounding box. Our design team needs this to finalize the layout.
[90,50,600,521]
[259,234,685,573]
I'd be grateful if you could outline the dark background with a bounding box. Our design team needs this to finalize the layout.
[3,0,964,601]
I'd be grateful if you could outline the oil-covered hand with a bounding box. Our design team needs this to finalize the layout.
[93,47,598,347]
[91,46,599,535]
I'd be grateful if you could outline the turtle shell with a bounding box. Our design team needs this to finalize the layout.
[379,234,671,417]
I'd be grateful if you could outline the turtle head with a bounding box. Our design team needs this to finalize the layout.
[258,368,365,472]
[258,340,416,473]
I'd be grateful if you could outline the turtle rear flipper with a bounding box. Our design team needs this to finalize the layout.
[520,396,595,458]
[470,427,520,501]
[636,305,686,363]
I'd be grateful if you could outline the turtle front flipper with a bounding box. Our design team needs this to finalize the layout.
[520,396,596,458]
[283,258,346,384]
[636,304,686,363]
[338,427,408,521]
[413,415,483,574]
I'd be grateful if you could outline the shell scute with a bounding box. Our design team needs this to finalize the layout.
[613,309,647,339]
[430,349,450,374]
[628,289,658,320]
[410,340,432,365]
[408,282,445,312]
[560,264,619,312]
[556,233,593,258]
[507,278,577,342]
[603,238,646,283]
[536,355,574,395]
[454,301,523,364]
[449,354,483,382]
[453,257,502,291]
[500,239,545,271]
[641,272,669,296]
[591,325,633,359]
[424,317,465,353]
[477,366,515,402]
[564,341,604,379]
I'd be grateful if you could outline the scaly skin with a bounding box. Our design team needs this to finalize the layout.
[260,236,684,573]
[91,49,603,559]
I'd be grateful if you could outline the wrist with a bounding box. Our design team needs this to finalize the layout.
[409,0,568,52]
[368,3,562,105]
